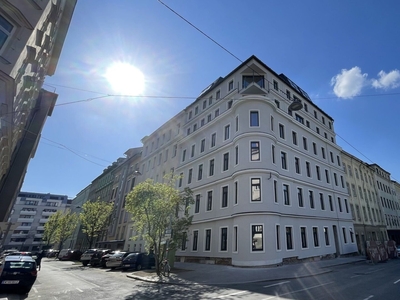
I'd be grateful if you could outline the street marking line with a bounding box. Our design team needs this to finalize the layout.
[262,281,334,300]
[264,281,290,288]
[217,291,246,298]
[394,279,400,284]
[33,287,38,293]
[363,296,374,300]
[76,288,83,292]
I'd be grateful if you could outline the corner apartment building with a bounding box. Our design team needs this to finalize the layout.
[0,0,78,221]
[137,55,357,267]
[1,191,69,251]
[341,151,388,255]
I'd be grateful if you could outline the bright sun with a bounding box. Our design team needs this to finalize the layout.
[105,62,145,95]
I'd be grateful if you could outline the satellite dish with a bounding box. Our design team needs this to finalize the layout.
[288,98,303,111]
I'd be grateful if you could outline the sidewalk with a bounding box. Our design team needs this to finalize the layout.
[126,256,366,285]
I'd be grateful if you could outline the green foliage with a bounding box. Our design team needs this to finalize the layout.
[43,211,78,249]
[125,175,194,275]
[80,197,114,248]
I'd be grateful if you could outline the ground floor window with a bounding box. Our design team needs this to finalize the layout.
[252,225,263,251]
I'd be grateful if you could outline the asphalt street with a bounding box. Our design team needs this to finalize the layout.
[0,258,399,299]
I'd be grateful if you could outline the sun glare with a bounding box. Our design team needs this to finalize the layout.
[105,62,145,95]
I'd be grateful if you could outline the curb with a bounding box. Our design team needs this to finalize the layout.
[126,269,333,286]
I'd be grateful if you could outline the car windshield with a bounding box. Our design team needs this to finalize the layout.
[112,252,126,257]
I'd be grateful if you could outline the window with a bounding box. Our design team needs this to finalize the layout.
[306,161,311,177]
[316,166,321,180]
[181,232,187,250]
[276,225,281,250]
[342,228,347,243]
[345,199,349,213]
[211,133,216,147]
[306,120,310,128]
[179,173,183,187]
[313,227,319,247]
[283,184,290,205]
[207,191,213,211]
[203,100,207,109]
[250,111,259,126]
[286,90,291,99]
[252,225,263,251]
[198,164,203,180]
[329,195,333,211]
[209,96,212,105]
[281,152,287,170]
[295,114,304,124]
[215,109,220,117]
[273,80,278,91]
[292,131,298,145]
[228,80,234,91]
[235,116,239,132]
[298,188,304,207]
[188,169,192,184]
[251,141,260,161]
[0,15,13,49]
[295,157,300,174]
[274,180,278,203]
[200,139,205,153]
[182,149,186,162]
[173,145,177,157]
[320,193,325,210]
[324,227,330,245]
[205,229,211,251]
[195,195,200,213]
[304,103,308,112]
[209,159,214,176]
[313,142,317,155]
[228,100,233,109]
[222,186,228,208]
[279,124,285,139]
[216,90,220,100]
[321,147,326,159]
[309,191,315,208]
[192,230,198,251]
[314,110,318,119]
[220,228,228,251]
[270,116,274,131]
[301,227,307,248]
[234,181,238,205]
[223,153,229,171]
[235,146,239,165]
[234,226,238,252]
[286,227,293,250]
[303,137,308,150]
[243,75,264,88]
[223,125,230,141]
[193,124,197,131]
[207,114,212,122]
[251,178,261,201]
[275,100,280,108]
[272,145,276,164]
[191,145,195,157]
[325,169,330,183]
[316,127,320,134]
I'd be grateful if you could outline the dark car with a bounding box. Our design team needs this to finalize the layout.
[100,250,120,268]
[89,249,111,267]
[0,255,37,294]
[81,249,110,266]
[121,253,155,271]
[106,252,132,269]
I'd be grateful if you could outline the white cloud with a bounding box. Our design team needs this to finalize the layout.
[371,70,400,89]
[331,67,368,99]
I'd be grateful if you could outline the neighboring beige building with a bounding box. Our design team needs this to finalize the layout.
[0,0,78,221]
[341,151,387,255]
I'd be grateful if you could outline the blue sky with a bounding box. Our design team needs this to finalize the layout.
[22,0,400,198]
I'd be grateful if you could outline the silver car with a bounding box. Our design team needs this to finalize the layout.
[105,252,131,269]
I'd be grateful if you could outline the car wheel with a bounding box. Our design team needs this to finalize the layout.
[136,264,142,271]
[82,261,88,266]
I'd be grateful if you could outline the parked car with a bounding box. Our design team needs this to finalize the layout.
[89,249,111,267]
[0,255,37,294]
[81,249,109,266]
[106,252,132,269]
[46,250,59,258]
[58,249,82,261]
[122,252,155,271]
[100,250,120,268]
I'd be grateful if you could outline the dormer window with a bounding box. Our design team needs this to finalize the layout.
[242,75,264,89]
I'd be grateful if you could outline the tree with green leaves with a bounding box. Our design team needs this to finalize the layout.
[43,211,78,250]
[80,198,114,249]
[43,211,62,246]
[125,175,194,275]
[55,211,79,251]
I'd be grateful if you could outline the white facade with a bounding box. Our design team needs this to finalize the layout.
[138,56,357,266]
